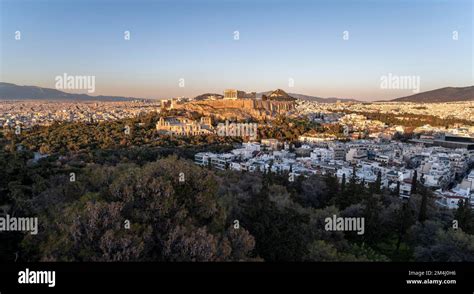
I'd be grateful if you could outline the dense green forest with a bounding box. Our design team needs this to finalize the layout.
[9,111,239,155]
[0,121,473,261]
[4,112,317,155]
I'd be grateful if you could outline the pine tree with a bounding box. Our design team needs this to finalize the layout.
[455,199,473,234]
[324,173,339,197]
[395,202,413,252]
[363,193,380,245]
[375,171,382,194]
[360,178,366,190]
[334,173,348,209]
[350,165,358,186]
[411,170,418,195]
[341,173,346,193]
[394,181,400,196]
[337,167,359,209]
[418,187,428,223]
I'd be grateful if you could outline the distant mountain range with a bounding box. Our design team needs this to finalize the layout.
[1,82,472,103]
[257,91,359,103]
[388,86,473,103]
[262,89,297,101]
[261,86,473,103]
[193,93,224,101]
[290,93,360,103]
[0,82,145,101]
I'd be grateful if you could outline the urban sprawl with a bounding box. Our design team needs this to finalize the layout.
[1,89,473,211]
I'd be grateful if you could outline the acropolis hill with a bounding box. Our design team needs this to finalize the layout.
[165,89,297,120]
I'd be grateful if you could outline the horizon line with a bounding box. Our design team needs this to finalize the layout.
[1,81,473,103]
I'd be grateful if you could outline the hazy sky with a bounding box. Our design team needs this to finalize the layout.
[0,0,472,100]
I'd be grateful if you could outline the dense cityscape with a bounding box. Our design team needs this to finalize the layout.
[1,0,473,290]
[2,89,474,215]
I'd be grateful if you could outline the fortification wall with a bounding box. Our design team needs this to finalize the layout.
[193,99,256,109]
[193,99,294,112]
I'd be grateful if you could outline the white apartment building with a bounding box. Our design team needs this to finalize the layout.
[310,148,334,162]
[346,148,368,162]
[194,152,217,166]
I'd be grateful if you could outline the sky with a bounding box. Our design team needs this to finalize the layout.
[0,0,472,101]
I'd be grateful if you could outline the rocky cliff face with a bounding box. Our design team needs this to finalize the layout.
[267,89,297,101]
[174,98,296,120]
